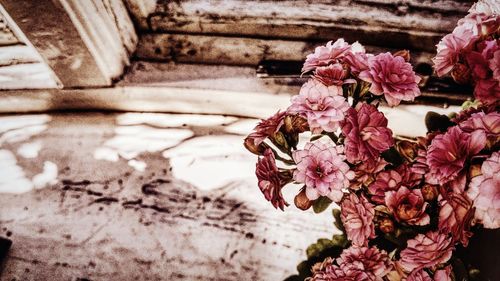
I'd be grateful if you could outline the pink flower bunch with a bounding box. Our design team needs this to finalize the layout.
[292,139,354,202]
[340,193,376,246]
[255,149,289,210]
[399,231,454,272]
[432,8,500,104]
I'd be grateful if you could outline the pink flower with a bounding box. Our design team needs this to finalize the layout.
[255,149,289,210]
[467,151,500,229]
[426,126,486,185]
[399,231,454,272]
[438,192,474,246]
[359,52,421,106]
[302,39,351,73]
[246,111,286,146]
[459,111,500,136]
[490,48,500,81]
[368,163,421,204]
[341,193,376,246]
[342,103,394,164]
[313,63,354,88]
[433,266,453,281]
[292,139,354,202]
[474,78,500,104]
[351,157,388,190]
[308,259,369,281]
[458,13,500,37]
[406,269,432,281]
[432,29,475,77]
[385,186,430,226]
[288,79,349,134]
[337,246,393,281]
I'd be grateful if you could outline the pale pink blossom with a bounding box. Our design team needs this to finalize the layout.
[337,246,393,281]
[438,191,474,246]
[467,151,500,229]
[341,193,376,247]
[308,260,369,281]
[292,139,354,202]
[256,149,289,210]
[359,52,421,106]
[368,163,421,204]
[469,0,500,15]
[342,103,394,164]
[458,13,500,37]
[433,266,453,281]
[288,79,349,134]
[343,44,371,75]
[426,126,486,185]
[459,111,500,136]
[302,39,351,73]
[385,186,430,226]
[432,29,475,77]
[313,63,354,88]
[399,231,454,272]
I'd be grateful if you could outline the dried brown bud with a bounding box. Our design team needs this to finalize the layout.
[284,114,309,134]
[396,140,418,161]
[393,50,411,62]
[451,63,471,85]
[294,189,312,210]
[244,137,267,155]
[421,184,438,201]
[468,163,483,179]
[379,218,395,233]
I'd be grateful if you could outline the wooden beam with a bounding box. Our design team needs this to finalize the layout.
[0,0,137,88]
[0,11,17,46]
[143,0,471,52]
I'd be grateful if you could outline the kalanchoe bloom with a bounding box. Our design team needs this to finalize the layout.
[467,151,500,229]
[341,193,376,247]
[351,157,388,190]
[432,28,475,77]
[426,126,486,185]
[368,163,421,204]
[385,186,430,226]
[433,266,453,281]
[255,149,289,210]
[343,47,371,75]
[337,246,393,281]
[399,231,454,272]
[313,63,354,89]
[288,79,349,134]
[359,52,421,106]
[342,103,394,164]
[469,0,500,15]
[459,111,500,136]
[491,48,500,81]
[438,192,474,246]
[292,139,354,202]
[308,259,370,281]
[406,269,432,281]
[302,39,351,74]
[245,111,286,148]
[473,78,500,105]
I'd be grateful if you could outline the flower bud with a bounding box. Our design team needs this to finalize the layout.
[393,50,410,62]
[421,184,438,201]
[294,189,312,210]
[396,140,418,161]
[379,218,395,233]
[272,131,289,150]
[284,114,309,134]
[244,137,267,155]
[451,63,471,85]
[468,163,482,179]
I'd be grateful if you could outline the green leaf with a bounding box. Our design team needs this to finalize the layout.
[425,111,455,133]
[313,197,333,213]
[331,234,348,248]
[306,238,335,259]
[332,208,345,232]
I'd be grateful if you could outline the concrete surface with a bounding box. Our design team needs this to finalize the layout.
[0,112,335,281]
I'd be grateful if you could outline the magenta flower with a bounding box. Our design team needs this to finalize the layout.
[459,111,500,136]
[467,151,500,229]
[491,49,500,81]
[255,149,289,210]
[406,269,432,281]
[246,111,286,147]
[368,163,421,204]
[342,103,394,164]
[432,28,475,77]
[308,259,369,281]
[313,63,354,89]
[341,193,376,247]
[385,186,430,226]
[426,126,486,185]
[292,139,354,202]
[399,231,454,272]
[302,39,351,73]
[288,79,349,134]
[474,78,500,105]
[438,192,474,246]
[359,52,421,106]
[337,246,393,280]
[351,157,388,190]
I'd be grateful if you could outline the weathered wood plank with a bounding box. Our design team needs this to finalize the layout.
[135,33,435,66]
[0,10,18,46]
[123,0,158,29]
[145,0,472,52]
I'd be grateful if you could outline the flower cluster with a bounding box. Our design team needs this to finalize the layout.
[244,3,499,280]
